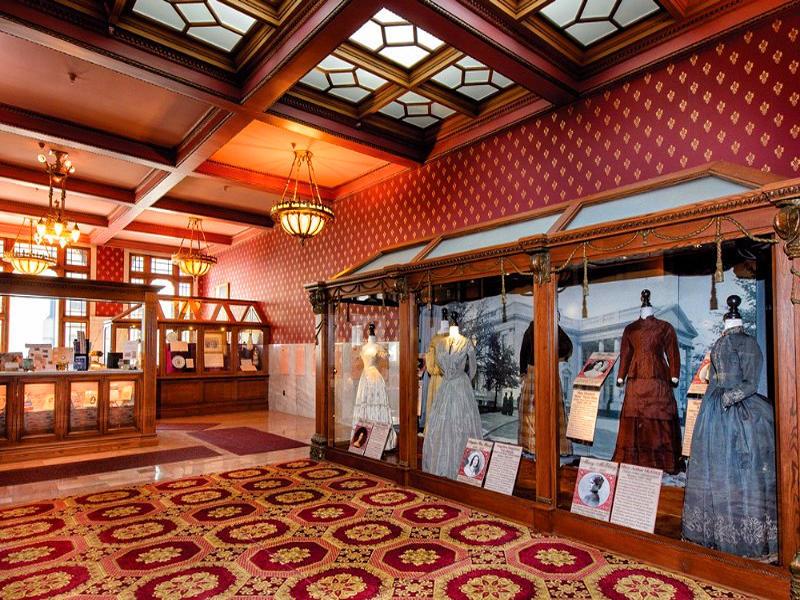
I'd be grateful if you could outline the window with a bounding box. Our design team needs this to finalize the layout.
[0,240,91,350]
[128,254,193,296]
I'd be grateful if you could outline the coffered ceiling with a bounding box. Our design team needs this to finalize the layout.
[0,0,792,251]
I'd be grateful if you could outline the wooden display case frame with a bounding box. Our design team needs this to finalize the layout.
[0,273,159,463]
[306,163,800,598]
[111,295,270,417]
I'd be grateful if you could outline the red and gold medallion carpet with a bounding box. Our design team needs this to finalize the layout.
[0,460,752,599]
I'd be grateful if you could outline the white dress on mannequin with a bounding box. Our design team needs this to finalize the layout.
[352,336,397,451]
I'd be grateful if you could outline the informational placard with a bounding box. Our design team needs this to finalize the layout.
[483,442,523,496]
[457,439,493,487]
[52,347,74,366]
[205,353,224,368]
[364,422,391,460]
[610,463,663,533]
[169,341,189,352]
[687,354,711,396]
[26,344,53,371]
[682,398,703,456]
[122,341,139,362]
[573,352,619,388]
[570,457,618,522]
[566,387,602,442]
[348,421,372,455]
[240,359,257,372]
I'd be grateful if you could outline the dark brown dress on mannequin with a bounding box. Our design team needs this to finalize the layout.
[612,316,681,474]
[518,322,573,455]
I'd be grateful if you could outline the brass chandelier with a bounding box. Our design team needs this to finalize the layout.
[35,144,81,248]
[3,218,57,275]
[172,217,217,278]
[271,144,334,244]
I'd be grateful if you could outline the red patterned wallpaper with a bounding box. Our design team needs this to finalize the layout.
[95,245,125,316]
[202,15,800,344]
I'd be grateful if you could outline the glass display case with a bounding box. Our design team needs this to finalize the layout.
[69,380,100,434]
[110,295,269,417]
[109,379,136,429]
[23,382,55,437]
[0,274,158,461]
[306,164,799,598]
[237,328,265,373]
[332,301,400,464]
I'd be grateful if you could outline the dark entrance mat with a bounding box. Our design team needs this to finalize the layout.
[0,446,221,487]
[188,427,307,456]
[156,422,220,431]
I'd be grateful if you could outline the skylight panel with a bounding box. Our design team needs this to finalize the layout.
[379,91,454,128]
[299,55,388,104]
[431,56,514,101]
[539,0,660,47]
[350,9,444,69]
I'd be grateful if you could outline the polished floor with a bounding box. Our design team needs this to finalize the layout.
[0,410,312,507]
[0,458,752,599]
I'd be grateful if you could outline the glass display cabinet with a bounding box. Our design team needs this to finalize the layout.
[0,274,159,462]
[111,296,269,417]
[307,163,800,598]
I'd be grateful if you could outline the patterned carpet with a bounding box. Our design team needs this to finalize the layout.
[0,460,752,599]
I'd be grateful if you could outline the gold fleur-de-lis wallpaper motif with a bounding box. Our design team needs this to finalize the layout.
[200,15,800,344]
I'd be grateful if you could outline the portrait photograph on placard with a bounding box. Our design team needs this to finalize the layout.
[457,439,494,487]
[348,422,373,455]
[573,352,619,388]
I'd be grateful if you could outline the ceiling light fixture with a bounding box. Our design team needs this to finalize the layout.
[35,143,80,248]
[172,217,217,278]
[271,144,335,244]
[3,218,57,275]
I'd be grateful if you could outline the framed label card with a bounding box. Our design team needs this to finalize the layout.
[573,352,619,388]
[457,439,493,487]
[610,463,663,533]
[570,457,618,522]
[348,421,373,455]
[483,442,522,495]
[364,422,391,460]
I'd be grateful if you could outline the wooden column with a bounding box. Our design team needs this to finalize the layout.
[141,289,158,435]
[309,286,332,460]
[531,251,558,506]
[398,287,418,472]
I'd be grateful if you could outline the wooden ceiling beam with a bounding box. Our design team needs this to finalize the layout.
[658,0,690,19]
[123,221,233,245]
[194,160,336,202]
[104,237,181,255]
[152,196,274,229]
[416,82,479,117]
[0,103,176,171]
[91,108,251,244]
[0,197,109,228]
[357,84,408,118]
[382,0,577,103]
[408,47,463,87]
[0,161,135,205]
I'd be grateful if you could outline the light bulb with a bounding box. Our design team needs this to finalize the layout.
[37,154,46,163]
[36,219,45,236]
[71,224,80,242]
[54,221,64,235]
[59,238,67,248]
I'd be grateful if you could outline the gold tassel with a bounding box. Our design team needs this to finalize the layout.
[710,273,718,310]
[500,257,507,323]
[582,243,589,319]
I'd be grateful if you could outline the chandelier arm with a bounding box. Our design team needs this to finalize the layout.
[306,153,325,205]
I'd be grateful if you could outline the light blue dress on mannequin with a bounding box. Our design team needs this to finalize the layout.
[682,326,777,560]
[422,333,483,479]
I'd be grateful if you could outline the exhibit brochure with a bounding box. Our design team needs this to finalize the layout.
[363,422,391,460]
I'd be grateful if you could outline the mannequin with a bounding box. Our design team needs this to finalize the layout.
[683,295,777,559]
[617,290,677,386]
[424,308,449,432]
[518,316,573,455]
[612,289,682,473]
[352,323,397,451]
[422,312,483,479]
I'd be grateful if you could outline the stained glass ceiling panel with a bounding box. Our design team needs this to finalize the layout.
[300,55,388,103]
[539,0,660,47]
[431,57,513,101]
[132,0,257,52]
[350,8,444,68]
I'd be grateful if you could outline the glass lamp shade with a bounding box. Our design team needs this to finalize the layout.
[3,250,56,275]
[272,201,335,243]
[172,251,217,278]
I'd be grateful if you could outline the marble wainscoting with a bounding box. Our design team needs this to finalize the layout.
[267,344,316,419]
